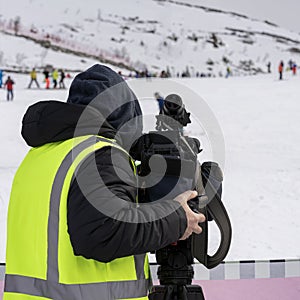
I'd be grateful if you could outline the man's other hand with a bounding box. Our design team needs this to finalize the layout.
[174,190,206,240]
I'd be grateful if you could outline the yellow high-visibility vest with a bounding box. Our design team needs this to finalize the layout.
[4,135,150,300]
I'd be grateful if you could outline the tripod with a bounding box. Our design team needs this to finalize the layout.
[149,241,205,300]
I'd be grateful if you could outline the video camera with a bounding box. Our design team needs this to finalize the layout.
[130,94,232,300]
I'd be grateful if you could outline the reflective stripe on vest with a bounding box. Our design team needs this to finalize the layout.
[4,135,150,300]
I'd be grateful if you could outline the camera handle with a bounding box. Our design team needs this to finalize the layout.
[192,162,232,269]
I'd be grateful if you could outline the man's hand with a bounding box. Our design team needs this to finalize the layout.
[174,190,206,240]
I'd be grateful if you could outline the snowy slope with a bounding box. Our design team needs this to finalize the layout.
[187,0,300,33]
[0,0,300,74]
[0,73,300,263]
[0,31,127,72]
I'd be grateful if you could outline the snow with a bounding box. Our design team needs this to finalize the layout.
[190,0,300,33]
[0,70,300,263]
[0,0,300,74]
[0,32,128,73]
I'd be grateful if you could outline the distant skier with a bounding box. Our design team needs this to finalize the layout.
[292,63,297,76]
[4,76,15,101]
[145,68,151,78]
[43,69,50,89]
[0,69,3,88]
[160,70,168,78]
[154,92,164,114]
[59,69,66,89]
[52,69,59,88]
[267,62,271,73]
[28,68,40,88]
[288,59,293,71]
[225,66,231,78]
[278,61,284,80]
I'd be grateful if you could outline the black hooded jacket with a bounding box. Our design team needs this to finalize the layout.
[21,65,187,263]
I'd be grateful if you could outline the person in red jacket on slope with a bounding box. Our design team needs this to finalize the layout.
[4,76,15,101]
[278,61,284,80]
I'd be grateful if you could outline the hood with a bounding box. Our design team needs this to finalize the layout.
[66,64,143,149]
[21,100,117,147]
[22,64,143,149]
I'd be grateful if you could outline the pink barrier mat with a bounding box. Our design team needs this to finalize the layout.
[1,278,299,299]
[153,278,300,300]
[193,278,300,299]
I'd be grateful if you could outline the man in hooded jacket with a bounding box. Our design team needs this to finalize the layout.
[4,64,205,300]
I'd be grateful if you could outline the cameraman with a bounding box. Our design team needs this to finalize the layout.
[4,65,205,300]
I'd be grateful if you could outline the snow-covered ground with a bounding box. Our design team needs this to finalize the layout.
[0,69,299,263]
[1,0,300,74]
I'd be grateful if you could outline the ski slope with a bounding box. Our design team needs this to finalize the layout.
[1,0,300,74]
[0,70,299,263]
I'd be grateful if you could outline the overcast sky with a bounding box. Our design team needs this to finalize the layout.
[197,0,300,33]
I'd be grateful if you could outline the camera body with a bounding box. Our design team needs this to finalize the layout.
[138,130,201,203]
